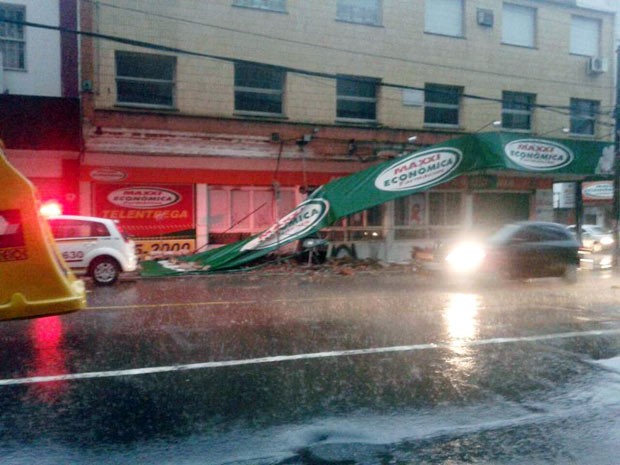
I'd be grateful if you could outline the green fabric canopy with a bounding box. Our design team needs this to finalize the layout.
[141,131,614,276]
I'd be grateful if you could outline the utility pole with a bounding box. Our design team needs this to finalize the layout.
[613,46,620,266]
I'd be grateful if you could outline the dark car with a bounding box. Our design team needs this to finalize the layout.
[445,221,580,282]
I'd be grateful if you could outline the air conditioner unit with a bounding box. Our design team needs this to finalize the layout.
[588,56,608,74]
[476,9,494,27]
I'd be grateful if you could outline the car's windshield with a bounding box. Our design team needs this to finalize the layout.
[487,224,520,245]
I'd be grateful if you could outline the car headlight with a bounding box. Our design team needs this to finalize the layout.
[600,236,614,246]
[445,241,486,273]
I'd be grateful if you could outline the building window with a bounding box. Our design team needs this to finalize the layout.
[429,192,462,226]
[570,16,601,56]
[570,98,598,136]
[502,3,536,48]
[234,62,285,115]
[337,0,382,26]
[394,192,463,240]
[115,51,176,108]
[424,84,462,127]
[324,205,385,241]
[425,0,463,37]
[232,0,286,12]
[502,91,535,131]
[0,3,25,70]
[336,76,378,122]
[208,187,296,238]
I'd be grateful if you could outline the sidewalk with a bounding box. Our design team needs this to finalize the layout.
[134,254,620,288]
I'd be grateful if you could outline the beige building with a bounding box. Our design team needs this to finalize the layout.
[78,0,616,262]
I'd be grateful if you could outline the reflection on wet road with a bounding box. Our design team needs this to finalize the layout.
[0,269,620,464]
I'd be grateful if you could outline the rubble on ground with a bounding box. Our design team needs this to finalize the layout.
[241,257,412,276]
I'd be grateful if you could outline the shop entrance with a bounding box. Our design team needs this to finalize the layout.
[472,193,531,233]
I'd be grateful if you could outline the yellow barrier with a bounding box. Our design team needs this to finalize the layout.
[0,143,86,321]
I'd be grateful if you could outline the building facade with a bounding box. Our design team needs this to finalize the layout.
[0,0,80,214]
[77,0,615,261]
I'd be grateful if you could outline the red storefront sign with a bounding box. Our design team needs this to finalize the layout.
[0,209,27,262]
[93,184,195,238]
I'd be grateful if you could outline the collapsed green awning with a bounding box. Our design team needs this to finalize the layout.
[141,131,614,276]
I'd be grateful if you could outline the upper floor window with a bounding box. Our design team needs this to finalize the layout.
[337,0,382,26]
[0,3,25,70]
[570,98,598,136]
[115,51,176,108]
[336,76,378,122]
[234,62,285,116]
[394,192,463,240]
[232,0,286,13]
[570,16,601,56]
[425,0,464,37]
[502,3,536,48]
[424,84,462,127]
[502,91,535,131]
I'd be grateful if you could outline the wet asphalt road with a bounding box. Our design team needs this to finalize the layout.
[1,267,620,464]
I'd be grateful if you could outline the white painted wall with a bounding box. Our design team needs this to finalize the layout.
[2,0,61,96]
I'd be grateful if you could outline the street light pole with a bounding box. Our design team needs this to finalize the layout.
[613,46,620,266]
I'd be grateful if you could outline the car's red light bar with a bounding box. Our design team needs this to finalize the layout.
[40,200,63,218]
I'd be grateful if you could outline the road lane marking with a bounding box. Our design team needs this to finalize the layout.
[85,296,349,311]
[1,328,620,386]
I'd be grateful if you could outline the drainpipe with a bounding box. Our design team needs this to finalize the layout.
[575,181,583,246]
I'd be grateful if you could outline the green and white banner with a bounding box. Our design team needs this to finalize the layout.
[141,132,614,275]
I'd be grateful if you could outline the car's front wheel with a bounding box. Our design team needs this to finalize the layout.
[89,256,121,286]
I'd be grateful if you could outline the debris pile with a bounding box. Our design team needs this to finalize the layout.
[243,257,410,276]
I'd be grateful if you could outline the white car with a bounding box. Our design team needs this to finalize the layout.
[567,224,614,252]
[47,215,138,285]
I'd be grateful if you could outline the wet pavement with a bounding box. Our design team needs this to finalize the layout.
[0,265,619,464]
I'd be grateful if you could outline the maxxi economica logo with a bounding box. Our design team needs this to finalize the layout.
[241,199,330,251]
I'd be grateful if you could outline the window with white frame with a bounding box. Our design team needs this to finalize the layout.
[570,98,598,136]
[425,0,464,37]
[232,0,286,12]
[208,187,296,235]
[429,192,462,227]
[115,51,176,108]
[394,193,426,239]
[337,0,382,26]
[502,91,535,131]
[424,84,462,127]
[0,3,25,70]
[336,76,378,122]
[234,62,285,115]
[570,16,601,56]
[502,3,536,48]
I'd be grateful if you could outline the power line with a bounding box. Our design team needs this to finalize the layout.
[2,17,605,118]
[80,0,616,92]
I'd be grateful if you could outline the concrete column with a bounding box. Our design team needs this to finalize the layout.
[79,181,91,216]
[464,192,474,229]
[196,184,208,251]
